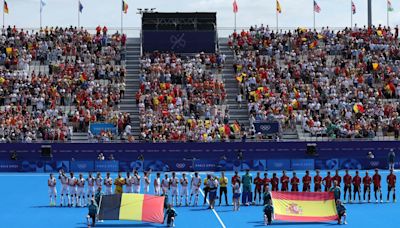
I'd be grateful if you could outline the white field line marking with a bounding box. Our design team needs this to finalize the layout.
[199,188,226,228]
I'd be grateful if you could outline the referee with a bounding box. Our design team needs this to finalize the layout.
[219,171,229,206]
[87,199,98,228]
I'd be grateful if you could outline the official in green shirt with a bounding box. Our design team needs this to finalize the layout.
[87,199,98,228]
[336,200,347,225]
[164,204,178,227]
[329,180,341,202]
[94,187,103,206]
[242,169,253,205]
[263,201,274,225]
[263,185,272,205]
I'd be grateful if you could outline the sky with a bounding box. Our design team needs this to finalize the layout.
[3,0,400,36]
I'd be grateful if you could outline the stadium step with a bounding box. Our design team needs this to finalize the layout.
[120,39,142,137]
[218,38,250,131]
[71,132,89,141]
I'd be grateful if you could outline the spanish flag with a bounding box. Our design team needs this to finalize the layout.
[98,193,165,224]
[122,0,128,14]
[3,1,8,14]
[276,0,282,13]
[353,103,364,113]
[309,40,318,49]
[272,192,338,222]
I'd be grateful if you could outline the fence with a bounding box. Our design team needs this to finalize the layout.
[0,141,399,172]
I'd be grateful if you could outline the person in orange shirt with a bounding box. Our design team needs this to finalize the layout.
[373,169,382,203]
[262,173,270,193]
[270,173,279,192]
[302,170,311,192]
[363,171,372,202]
[387,169,396,203]
[323,171,333,192]
[352,171,362,202]
[290,172,300,192]
[343,170,352,202]
[253,172,263,204]
[314,170,322,192]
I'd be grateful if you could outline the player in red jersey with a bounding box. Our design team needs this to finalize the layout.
[343,169,352,202]
[373,169,383,203]
[352,170,362,202]
[271,173,279,191]
[290,172,300,192]
[262,173,270,193]
[253,172,263,204]
[363,171,372,202]
[314,170,322,192]
[280,170,290,192]
[333,170,342,187]
[323,171,333,192]
[302,170,311,192]
[386,169,396,203]
[231,171,241,195]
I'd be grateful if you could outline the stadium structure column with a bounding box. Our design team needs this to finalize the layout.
[368,0,372,27]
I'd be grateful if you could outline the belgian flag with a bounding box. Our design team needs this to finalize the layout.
[98,193,165,224]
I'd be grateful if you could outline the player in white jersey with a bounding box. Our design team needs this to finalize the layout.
[154,173,161,196]
[170,172,179,206]
[190,172,202,206]
[77,173,86,207]
[180,173,189,206]
[58,169,69,206]
[143,171,151,194]
[48,173,57,206]
[125,172,134,193]
[133,170,141,193]
[161,174,170,196]
[95,172,103,192]
[104,172,113,195]
[86,172,95,205]
[68,172,78,207]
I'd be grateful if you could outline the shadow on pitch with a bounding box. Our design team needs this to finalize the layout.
[248,221,335,226]
[31,205,83,209]
[189,207,211,212]
[76,222,161,227]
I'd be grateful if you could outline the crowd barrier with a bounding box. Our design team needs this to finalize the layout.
[0,157,397,172]
[0,141,399,172]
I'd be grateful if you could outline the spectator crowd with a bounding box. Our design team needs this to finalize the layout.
[4,23,400,142]
[0,26,129,142]
[136,51,246,142]
[229,24,400,139]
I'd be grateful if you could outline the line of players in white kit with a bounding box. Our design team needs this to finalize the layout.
[47,169,203,207]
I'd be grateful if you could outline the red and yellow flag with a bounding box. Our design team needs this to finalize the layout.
[3,1,9,14]
[272,192,338,222]
[122,0,128,14]
[276,0,282,13]
[233,0,238,13]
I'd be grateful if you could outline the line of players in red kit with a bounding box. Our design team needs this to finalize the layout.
[250,169,396,203]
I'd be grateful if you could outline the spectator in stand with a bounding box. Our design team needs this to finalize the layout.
[0,26,128,142]
[230,25,400,140]
[137,51,236,142]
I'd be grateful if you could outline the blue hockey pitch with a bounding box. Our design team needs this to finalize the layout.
[0,170,398,227]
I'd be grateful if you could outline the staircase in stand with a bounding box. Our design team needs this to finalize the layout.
[219,38,250,131]
[120,38,141,139]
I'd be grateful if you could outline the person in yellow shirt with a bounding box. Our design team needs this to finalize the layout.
[114,172,125,194]
[219,171,229,206]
